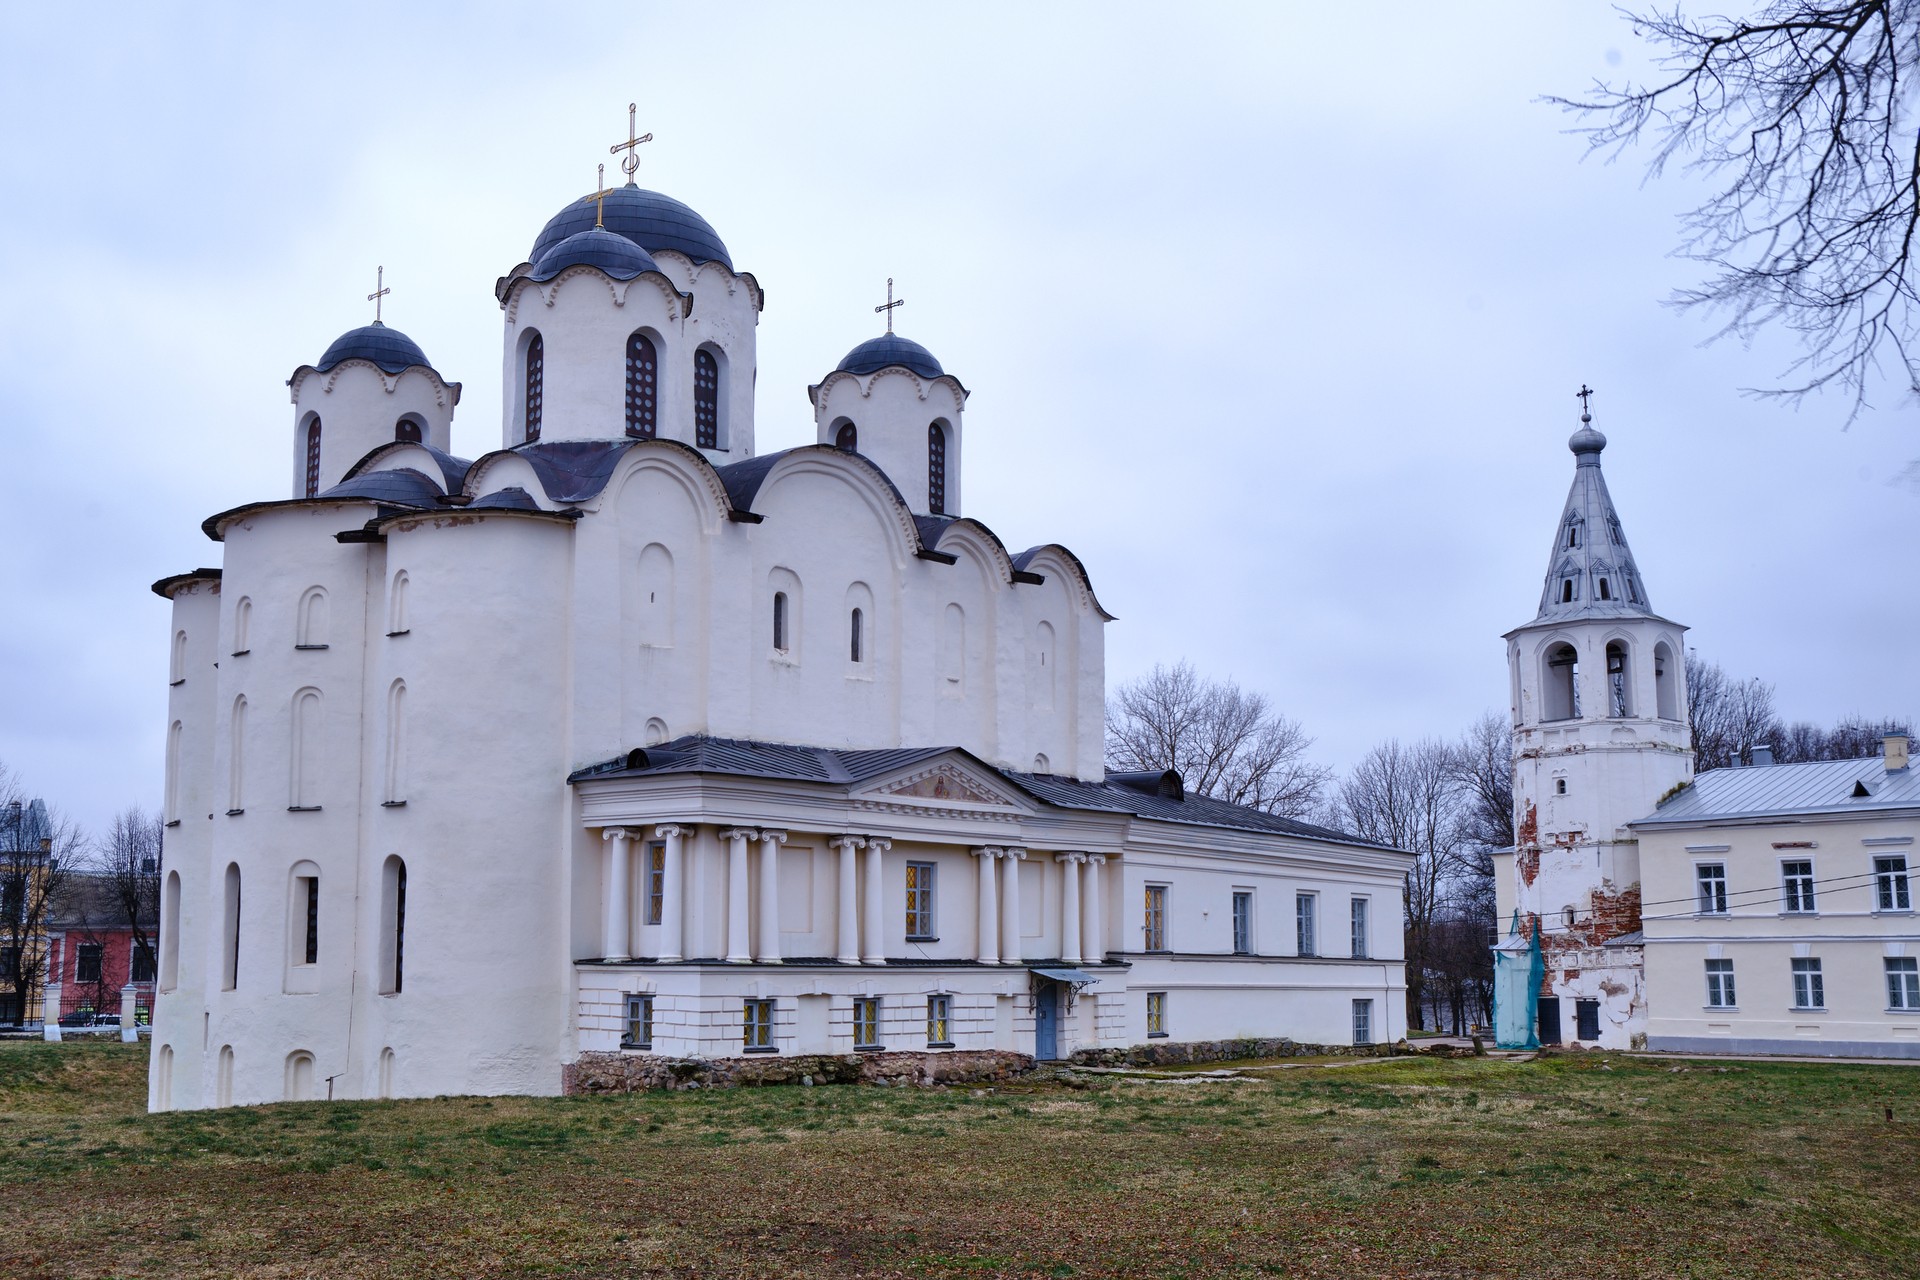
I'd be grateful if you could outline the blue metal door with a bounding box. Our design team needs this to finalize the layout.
[1034,982,1058,1060]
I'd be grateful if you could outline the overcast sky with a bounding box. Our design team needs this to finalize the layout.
[2,3,1914,836]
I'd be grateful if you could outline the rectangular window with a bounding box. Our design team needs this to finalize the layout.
[302,876,319,966]
[645,842,665,927]
[1231,891,1252,955]
[1790,957,1825,1010]
[905,862,936,939]
[1352,998,1373,1046]
[743,998,775,1052]
[1887,957,1920,1010]
[1296,893,1317,957]
[130,948,156,984]
[1781,860,1816,913]
[1705,957,1737,1008]
[853,997,881,1049]
[624,993,653,1049]
[76,944,102,984]
[1876,856,1912,911]
[1146,991,1168,1037]
[926,994,952,1046]
[0,946,16,983]
[1696,864,1728,915]
[1143,885,1167,952]
[1350,897,1370,959]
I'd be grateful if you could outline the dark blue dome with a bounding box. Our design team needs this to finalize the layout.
[315,323,433,375]
[529,227,660,282]
[531,185,732,270]
[838,333,944,379]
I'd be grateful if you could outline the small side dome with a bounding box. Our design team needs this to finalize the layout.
[467,486,542,511]
[315,322,433,375]
[838,333,944,379]
[528,227,660,283]
[317,467,442,506]
[530,185,732,270]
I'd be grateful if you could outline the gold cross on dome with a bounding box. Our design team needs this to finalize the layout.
[367,265,390,323]
[592,163,615,228]
[610,102,653,182]
[875,277,905,333]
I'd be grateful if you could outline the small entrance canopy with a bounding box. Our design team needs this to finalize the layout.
[1030,967,1098,985]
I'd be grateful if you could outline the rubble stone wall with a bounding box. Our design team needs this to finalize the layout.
[566,1048,1035,1093]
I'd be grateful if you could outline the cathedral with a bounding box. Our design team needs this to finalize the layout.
[147,139,1413,1109]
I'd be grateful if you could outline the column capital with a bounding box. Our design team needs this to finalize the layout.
[717,827,759,842]
[654,823,693,840]
[758,829,789,846]
[601,827,635,843]
[1002,847,1027,861]
[1054,851,1087,865]
[865,836,893,853]
[970,846,1005,859]
[827,834,867,851]
[1086,853,1108,866]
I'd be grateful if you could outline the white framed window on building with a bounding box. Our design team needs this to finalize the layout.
[905,862,936,939]
[1296,893,1317,957]
[743,998,775,1052]
[1352,998,1373,1046]
[926,994,953,1046]
[1696,864,1729,915]
[852,997,882,1050]
[1704,957,1737,1008]
[1790,957,1824,1010]
[1887,957,1920,1010]
[623,993,653,1049]
[645,841,665,926]
[1143,884,1168,952]
[1146,991,1167,1037]
[1350,897,1369,959]
[1781,860,1816,914]
[1875,856,1912,912]
[1231,891,1252,955]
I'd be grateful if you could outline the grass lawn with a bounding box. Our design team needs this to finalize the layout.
[2,1042,1918,1278]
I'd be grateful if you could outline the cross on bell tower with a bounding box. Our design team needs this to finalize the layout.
[1576,383,1595,419]
[875,278,904,334]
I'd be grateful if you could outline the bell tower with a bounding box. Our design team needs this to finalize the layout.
[1497,390,1693,1049]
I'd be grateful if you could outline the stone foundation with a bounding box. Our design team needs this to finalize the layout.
[566,1048,1035,1094]
[1068,1036,1403,1068]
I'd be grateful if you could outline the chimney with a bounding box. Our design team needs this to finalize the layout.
[1752,743,1775,767]
[1887,733,1912,772]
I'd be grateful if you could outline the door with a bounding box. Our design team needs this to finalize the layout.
[1537,996,1562,1046]
[1033,981,1058,1060]
[1574,999,1600,1041]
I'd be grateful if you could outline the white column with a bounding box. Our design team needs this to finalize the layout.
[972,847,1001,965]
[602,828,633,962]
[1082,855,1106,964]
[42,982,61,1042]
[1056,853,1085,965]
[1000,848,1026,965]
[757,830,787,963]
[830,836,865,965]
[862,838,890,965]
[721,828,755,963]
[655,824,688,963]
[120,984,140,1043]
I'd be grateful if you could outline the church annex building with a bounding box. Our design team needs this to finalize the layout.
[148,157,1413,1110]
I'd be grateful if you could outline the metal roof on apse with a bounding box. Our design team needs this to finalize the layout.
[569,736,1390,847]
[838,333,945,379]
[314,323,435,375]
[467,486,542,512]
[319,468,442,506]
[530,185,733,270]
[1631,754,1920,826]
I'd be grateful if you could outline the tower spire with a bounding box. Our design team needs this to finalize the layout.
[1532,392,1650,622]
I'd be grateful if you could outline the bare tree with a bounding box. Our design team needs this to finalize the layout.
[1329,738,1471,1030]
[1106,661,1333,818]
[1686,656,1782,769]
[1456,713,1516,853]
[1553,2,1920,415]
[0,762,82,1028]
[1774,713,1913,761]
[95,806,163,994]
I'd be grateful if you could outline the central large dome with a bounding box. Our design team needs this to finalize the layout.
[530,185,732,270]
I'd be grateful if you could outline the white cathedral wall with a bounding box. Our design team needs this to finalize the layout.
[501,268,686,446]
[813,371,966,515]
[677,254,759,460]
[289,363,454,498]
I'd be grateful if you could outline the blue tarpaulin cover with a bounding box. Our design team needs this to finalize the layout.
[1492,909,1543,1050]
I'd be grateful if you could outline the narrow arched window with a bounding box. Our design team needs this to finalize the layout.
[395,418,422,443]
[304,418,323,497]
[694,348,719,448]
[626,332,658,438]
[170,630,187,683]
[227,698,246,813]
[928,422,947,515]
[384,681,407,804]
[1606,641,1632,718]
[221,863,242,991]
[1543,643,1580,721]
[773,591,789,653]
[387,571,409,635]
[290,689,323,809]
[524,333,544,442]
[380,856,407,995]
[1654,642,1679,720]
[850,607,864,663]
[836,422,857,452]
[232,597,251,654]
[166,720,182,821]
[1598,577,1612,601]
[159,871,181,991]
[1560,579,1575,604]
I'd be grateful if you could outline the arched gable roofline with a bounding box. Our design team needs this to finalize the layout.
[1011,544,1115,621]
[341,441,473,492]
[286,361,462,409]
[739,447,920,568]
[660,250,765,312]
[201,495,391,542]
[605,441,732,535]
[460,451,561,508]
[1527,631,1586,661]
[806,366,969,414]
[501,267,692,326]
[460,437,735,520]
[1596,626,1642,651]
[928,518,1018,586]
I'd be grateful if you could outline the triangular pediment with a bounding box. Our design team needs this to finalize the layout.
[854,756,1027,811]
